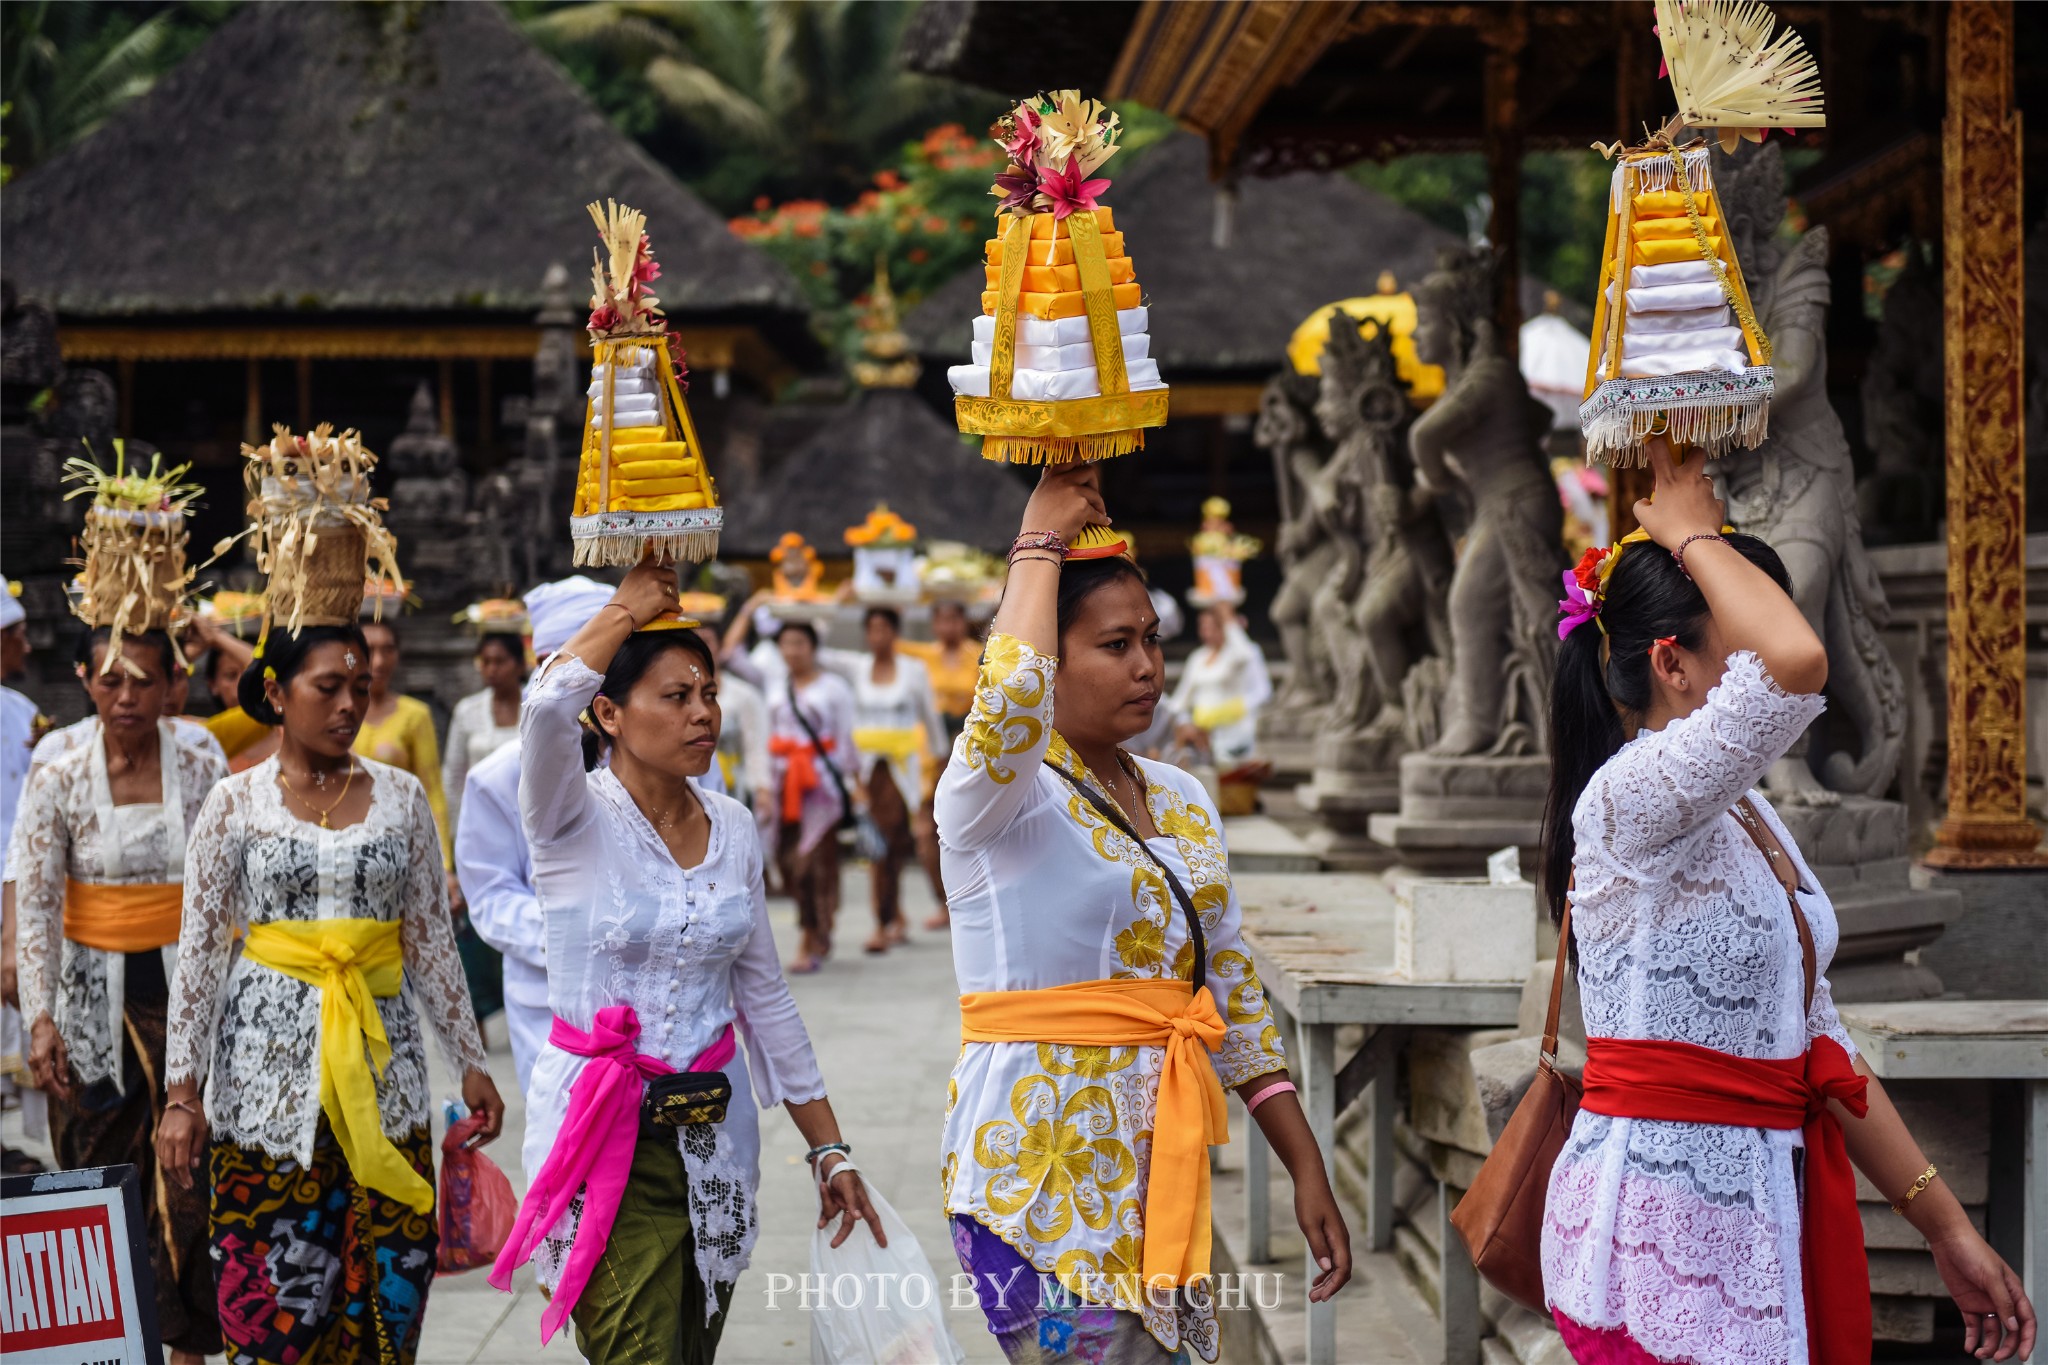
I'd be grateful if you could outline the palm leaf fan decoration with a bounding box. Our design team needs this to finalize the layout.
[1654,0,1824,151]
[587,198,664,334]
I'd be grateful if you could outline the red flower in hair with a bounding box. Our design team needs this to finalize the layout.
[1571,544,1609,595]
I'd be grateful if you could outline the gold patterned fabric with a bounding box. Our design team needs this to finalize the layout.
[933,633,1285,1362]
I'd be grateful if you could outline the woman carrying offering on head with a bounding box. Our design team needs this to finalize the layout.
[1539,438,2034,1364]
[936,465,1352,1362]
[766,620,856,975]
[848,606,945,954]
[158,623,503,1365]
[15,628,227,1364]
[488,560,881,1362]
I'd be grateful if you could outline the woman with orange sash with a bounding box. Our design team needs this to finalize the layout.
[14,627,226,1363]
[935,465,1351,1363]
[1538,440,2033,1364]
[156,426,503,1365]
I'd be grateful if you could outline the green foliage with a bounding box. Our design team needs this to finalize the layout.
[1350,150,1613,309]
[1,1,236,179]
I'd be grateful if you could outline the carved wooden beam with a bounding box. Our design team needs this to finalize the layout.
[1926,0,2045,867]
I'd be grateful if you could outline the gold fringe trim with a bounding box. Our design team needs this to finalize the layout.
[980,430,1148,465]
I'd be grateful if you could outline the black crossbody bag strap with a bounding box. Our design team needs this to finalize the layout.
[1045,761,1207,995]
[788,685,857,830]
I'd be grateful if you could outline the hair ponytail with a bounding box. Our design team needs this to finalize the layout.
[1539,531,1792,933]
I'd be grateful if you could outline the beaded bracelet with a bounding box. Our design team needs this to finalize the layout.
[1891,1162,1938,1216]
[805,1141,852,1166]
[1011,530,1069,560]
[1672,532,1728,580]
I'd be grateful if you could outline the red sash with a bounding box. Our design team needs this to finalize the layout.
[1581,1035,1870,1365]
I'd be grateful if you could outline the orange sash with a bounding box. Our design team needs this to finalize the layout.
[64,879,182,953]
[959,977,1228,1287]
[768,734,833,824]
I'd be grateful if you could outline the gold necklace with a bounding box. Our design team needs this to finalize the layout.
[281,760,357,829]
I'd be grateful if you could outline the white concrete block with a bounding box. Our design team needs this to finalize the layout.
[1394,876,1539,982]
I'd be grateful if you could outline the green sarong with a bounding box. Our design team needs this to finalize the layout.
[570,1122,735,1365]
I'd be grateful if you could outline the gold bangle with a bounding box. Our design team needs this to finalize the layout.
[1891,1163,1938,1216]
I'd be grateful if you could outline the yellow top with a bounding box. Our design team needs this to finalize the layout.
[899,640,979,719]
[353,696,451,869]
[205,706,273,760]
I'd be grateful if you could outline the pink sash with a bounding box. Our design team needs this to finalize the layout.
[488,1004,737,1342]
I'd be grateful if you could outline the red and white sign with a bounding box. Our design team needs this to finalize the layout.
[1,1180,150,1365]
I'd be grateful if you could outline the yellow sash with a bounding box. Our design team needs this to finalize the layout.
[959,977,1228,1286]
[852,725,925,767]
[1191,699,1248,732]
[63,880,183,952]
[241,920,432,1213]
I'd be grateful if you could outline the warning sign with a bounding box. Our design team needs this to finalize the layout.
[1,1166,158,1365]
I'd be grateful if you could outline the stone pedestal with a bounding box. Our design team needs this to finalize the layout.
[1774,796,1961,1002]
[1298,731,1405,870]
[1393,876,1537,982]
[1257,705,1329,783]
[1367,752,1546,876]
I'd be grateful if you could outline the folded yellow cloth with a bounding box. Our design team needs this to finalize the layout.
[1632,190,1696,217]
[1028,208,1114,239]
[981,282,1143,321]
[959,977,1227,1286]
[984,259,1137,293]
[1633,236,1722,266]
[603,425,668,446]
[1633,216,1720,241]
[63,880,183,953]
[611,457,699,481]
[243,919,433,1213]
[985,232,1127,267]
[616,476,700,499]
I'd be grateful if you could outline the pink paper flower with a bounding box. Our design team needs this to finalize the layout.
[634,235,662,284]
[1000,105,1040,168]
[992,164,1039,215]
[1037,154,1110,221]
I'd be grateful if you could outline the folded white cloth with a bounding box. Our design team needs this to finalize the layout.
[1629,260,1723,289]
[586,374,655,398]
[948,358,1165,401]
[971,307,1148,349]
[1599,348,1752,380]
[1625,325,1744,357]
[1616,281,1730,313]
[590,398,662,426]
[1625,305,1733,336]
[969,333,1150,372]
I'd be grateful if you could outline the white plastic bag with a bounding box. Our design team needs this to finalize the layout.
[809,1178,967,1365]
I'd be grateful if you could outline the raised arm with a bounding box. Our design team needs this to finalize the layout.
[521,560,677,847]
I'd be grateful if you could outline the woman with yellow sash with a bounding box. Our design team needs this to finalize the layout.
[157,425,503,1365]
[935,465,1351,1363]
[847,605,946,954]
[14,627,227,1363]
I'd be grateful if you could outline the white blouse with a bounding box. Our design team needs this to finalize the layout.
[443,688,520,835]
[1541,651,1853,1365]
[1167,625,1271,761]
[11,722,224,1085]
[934,633,1287,1362]
[518,654,827,1311]
[165,758,490,1161]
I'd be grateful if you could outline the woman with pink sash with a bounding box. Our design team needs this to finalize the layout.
[492,562,882,1361]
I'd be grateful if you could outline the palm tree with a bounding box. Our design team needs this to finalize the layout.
[517,0,992,211]
[1,1,233,181]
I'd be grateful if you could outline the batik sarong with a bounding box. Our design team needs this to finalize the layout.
[208,1118,436,1365]
[48,950,220,1355]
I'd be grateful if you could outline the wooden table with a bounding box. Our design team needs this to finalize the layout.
[1236,876,1525,1365]
[1839,1001,2048,1331]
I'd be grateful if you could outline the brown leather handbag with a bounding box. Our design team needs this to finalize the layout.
[1447,895,1581,1312]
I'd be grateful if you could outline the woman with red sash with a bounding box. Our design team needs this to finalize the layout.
[1538,439,2033,1364]
[492,561,880,1361]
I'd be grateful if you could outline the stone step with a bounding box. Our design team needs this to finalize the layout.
[1221,813,1323,873]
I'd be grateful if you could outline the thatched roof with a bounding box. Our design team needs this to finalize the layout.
[0,1,804,322]
[722,387,1028,556]
[903,134,1487,377]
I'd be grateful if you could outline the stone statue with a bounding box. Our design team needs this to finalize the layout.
[1408,247,1566,757]
[1715,142,1904,802]
[383,381,473,605]
[1257,372,1339,715]
[1857,246,1943,546]
[513,262,584,582]
[1313,316,1452,745]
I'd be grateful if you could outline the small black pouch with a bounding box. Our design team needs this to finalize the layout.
[643,1070,733,1127]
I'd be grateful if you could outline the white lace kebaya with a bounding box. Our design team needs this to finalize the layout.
[1541,650,1852,1365]
[517,654,827,1318]
[164,758,489,1159]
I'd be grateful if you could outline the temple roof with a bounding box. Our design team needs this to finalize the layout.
[903,134,1502,377]
[0,1,805,322]
[721,387,1028,557]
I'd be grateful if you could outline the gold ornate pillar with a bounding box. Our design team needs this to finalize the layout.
[1927,0,2044,867]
